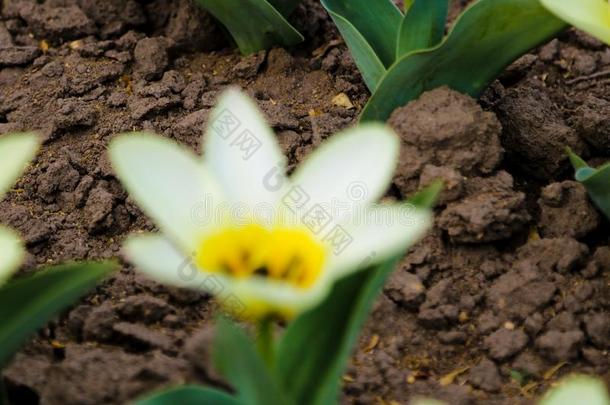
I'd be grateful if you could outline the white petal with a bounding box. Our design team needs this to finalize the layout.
[0,226,24,285]
[539,375,610,405]
[326,204,432,278]
[0,133,39,200]
[290,124,399,223]
[123,233,203,288]
[204,88,289,208]
[109,132,223,253]
[541,0,610,44]
[226,273,333,319]
[124,233,333,319]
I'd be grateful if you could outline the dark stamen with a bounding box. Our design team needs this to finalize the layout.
[254,267,269,276]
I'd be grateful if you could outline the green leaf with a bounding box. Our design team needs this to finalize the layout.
[321,0,403,90]
[0,261,115,366]
[266,0,301,17]
[195,0,304,55]
[396,0,448,58]
[321,0,402,67]
[361,0,566,122]
[566,147,588,170]
[567,151,610,221]
[539,375,610,405]
[318,8,386,91]
[276,258,399,405]
[134,386,242,405]
[408,180,443,209]
[213,317,293,405]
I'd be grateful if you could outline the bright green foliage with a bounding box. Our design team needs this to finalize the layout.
[567,148,610,220]
[361,0,566,122]
[195,0,303,55]
[0,261,115,366]
[321,0,566,122]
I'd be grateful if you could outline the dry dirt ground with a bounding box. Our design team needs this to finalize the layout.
[0,0,608,404]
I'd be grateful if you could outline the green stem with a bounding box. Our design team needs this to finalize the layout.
[256,317,275,368]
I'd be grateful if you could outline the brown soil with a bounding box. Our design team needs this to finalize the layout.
[0,1,608,404]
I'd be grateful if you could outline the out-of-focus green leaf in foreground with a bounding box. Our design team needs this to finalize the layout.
[134,386,243,405]
[194,0,303,55]
[0,261,115,366]
[275,183,441,405]
[360,0,566,122]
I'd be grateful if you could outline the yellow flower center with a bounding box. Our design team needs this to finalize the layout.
[195,224,327,288]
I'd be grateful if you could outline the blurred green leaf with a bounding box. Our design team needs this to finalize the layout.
[213,317,293,405]
[408,180,443,209]
[321,0,402,90]
[396,0,448,57]
[276,186,437,405]
[361,0,566,122]
[566,147,588,170]
[0,261,115,366]
[276,258,398,405]
[195,0,303,55]
[567,149,610,220]
[539,375,610,405]
[134,386,242,405]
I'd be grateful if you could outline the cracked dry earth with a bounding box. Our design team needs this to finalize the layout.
[0,0,608,404]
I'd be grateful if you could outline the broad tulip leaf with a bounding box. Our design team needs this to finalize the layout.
[361,0,566,122]
[134,386,242,405]
[0,261,115,366]
[213,317,293,405]
[276,258,399,405]
[318,7,386,90]
[539,375,610,405]
[567,149,610,220]
[321,0,402,90]
[195,0,304,55]
[396,0,448,57]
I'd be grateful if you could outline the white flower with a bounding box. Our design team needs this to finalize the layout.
[541,0,610,45]
[0,133,39,285]
[109,89,432,320]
